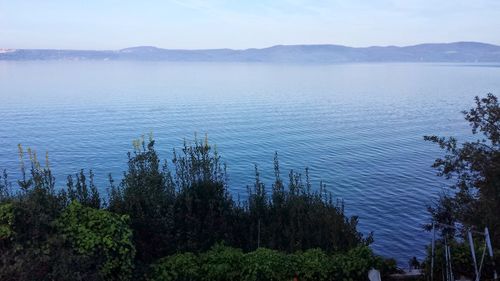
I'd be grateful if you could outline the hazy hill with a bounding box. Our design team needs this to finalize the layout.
[1,42,500,62]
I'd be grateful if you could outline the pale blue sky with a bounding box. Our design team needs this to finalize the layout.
[1,0,500,50]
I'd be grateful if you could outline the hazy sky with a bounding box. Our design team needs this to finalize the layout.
[1,0,500,50]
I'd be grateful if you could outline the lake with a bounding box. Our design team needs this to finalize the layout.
[1,61,499,265]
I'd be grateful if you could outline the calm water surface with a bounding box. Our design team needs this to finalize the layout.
[1,61,500,265]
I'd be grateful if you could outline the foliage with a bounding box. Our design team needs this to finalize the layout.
[65,170,101,208]
[0,149,102,281]
[425,94,500,237]
[331,246,381,281]
[0,203,14,241]
[0,234,101,281]
[149,252,200,281]
[148,246,386,281]
[108,135,368,268]
[0,136,373,280]
[424,93,500,276]
[289,248,332,281]
[108,135,175,264]
[240,248,291,281]
[57,201,135,281]
[171,138,234,253]
[199,243,244,281]
[245,157,372,253]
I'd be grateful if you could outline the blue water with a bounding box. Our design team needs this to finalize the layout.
[1,61,500,265]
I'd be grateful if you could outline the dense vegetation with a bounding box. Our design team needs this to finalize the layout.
[149,244,395,281]
[0,135,388,281]
[423,94,500,279]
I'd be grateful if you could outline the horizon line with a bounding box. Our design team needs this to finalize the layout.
[2,41,499,52]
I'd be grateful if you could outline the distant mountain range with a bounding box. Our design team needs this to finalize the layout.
[2,42,500,62]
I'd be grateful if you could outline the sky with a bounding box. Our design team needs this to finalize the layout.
[1,0,500,50]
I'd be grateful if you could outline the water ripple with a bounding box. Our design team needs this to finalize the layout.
[1,62,499,266]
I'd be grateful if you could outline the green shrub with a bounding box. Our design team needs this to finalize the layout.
[331,246,379,281]
[0,203,14,240]
[149,252,200,281]
[57,201,135,281]
[1,137,381,280]
[200,243,244,281]
[241,248,291,281]
[290,248,332,281]
[147,246,392,281]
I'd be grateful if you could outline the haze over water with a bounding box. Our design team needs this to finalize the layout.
[1,61,500,264]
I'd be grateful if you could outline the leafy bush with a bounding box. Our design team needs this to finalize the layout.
[199,243,244,281]
[1,136,378,280]
[241,248,291,281]
[331,246,380,281]
[149,252,200,281]
[0,194,102,281]
[147,246,388,281]
[57,201,135,281]
[0,202,14,240]
[247,161,372,253]
[290,248,333,281]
